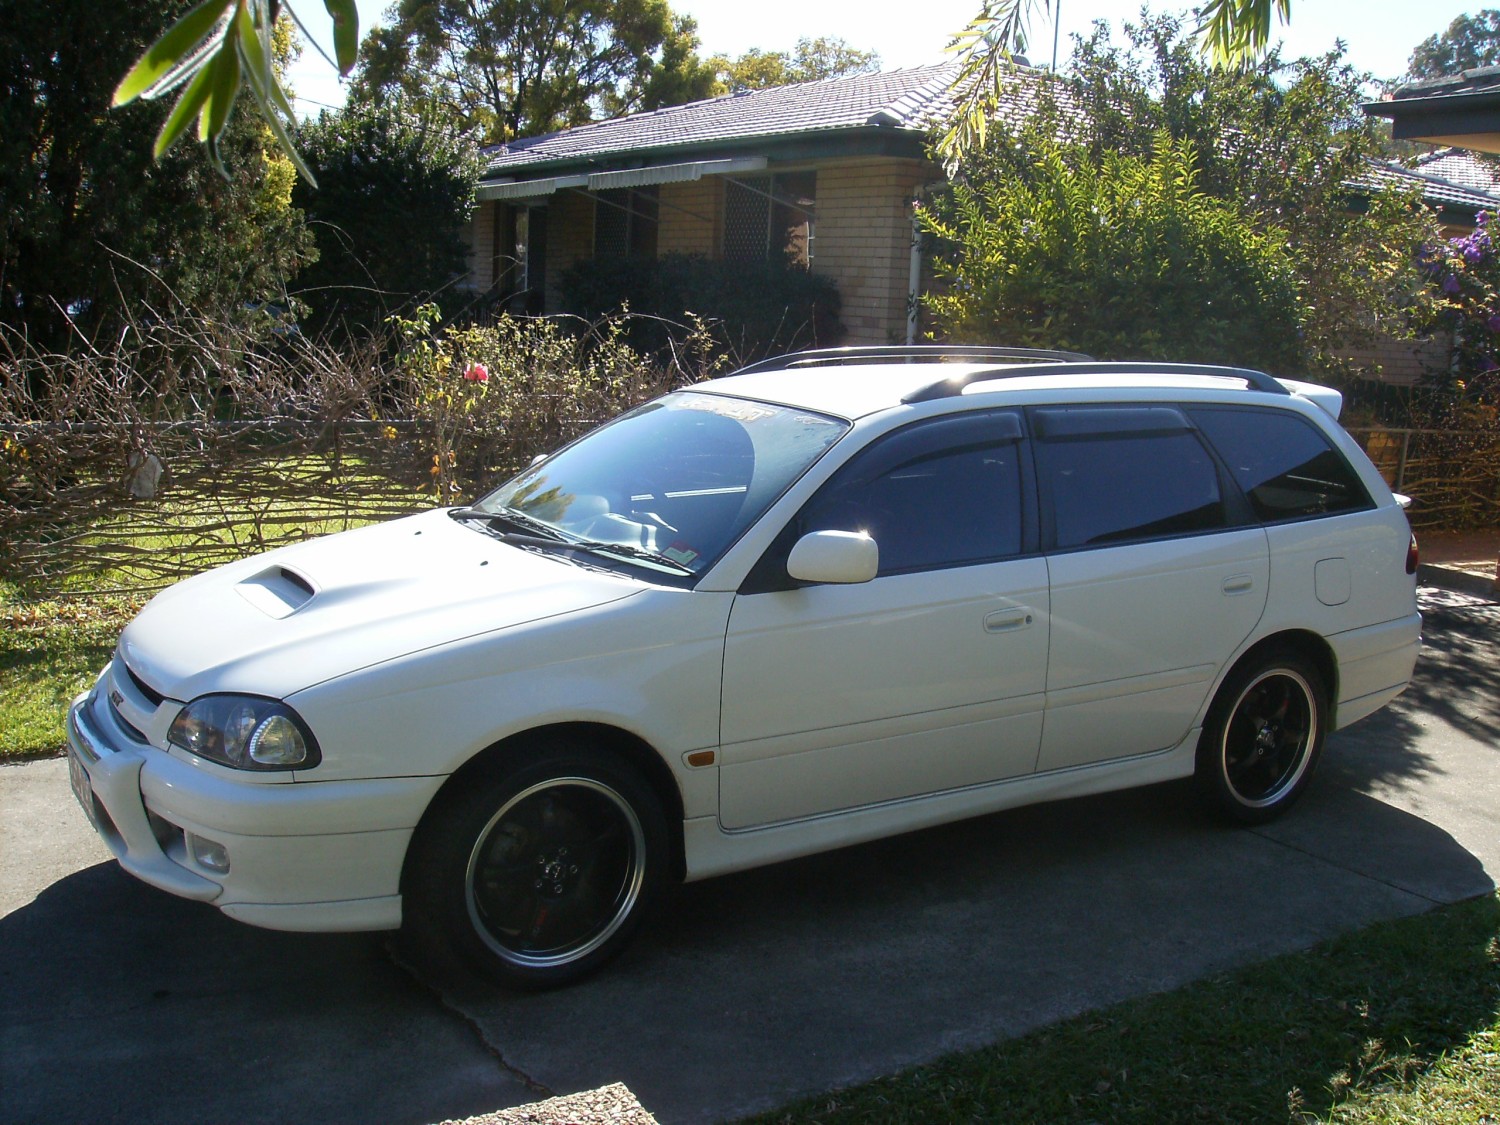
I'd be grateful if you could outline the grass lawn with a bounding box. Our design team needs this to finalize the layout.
[0,592,140,761]
[745,893,1500,1125]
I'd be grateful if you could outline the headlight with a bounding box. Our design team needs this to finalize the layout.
[167,695,320,771]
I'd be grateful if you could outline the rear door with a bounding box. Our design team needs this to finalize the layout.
[1032,406,1270,772]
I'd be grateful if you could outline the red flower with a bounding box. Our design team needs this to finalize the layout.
[463,363,489,383]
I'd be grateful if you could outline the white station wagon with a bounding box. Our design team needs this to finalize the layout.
[67,347,1422,988]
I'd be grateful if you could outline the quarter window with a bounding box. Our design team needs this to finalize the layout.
[1190,407,1373,522]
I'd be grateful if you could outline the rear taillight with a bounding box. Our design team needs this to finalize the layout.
[1406,533,1419,575]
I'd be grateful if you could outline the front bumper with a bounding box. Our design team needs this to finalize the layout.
[66,677,445,933]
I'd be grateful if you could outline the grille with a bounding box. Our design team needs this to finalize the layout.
[108,695,150,744]
[724,177,771,262]
[123,660,165,706]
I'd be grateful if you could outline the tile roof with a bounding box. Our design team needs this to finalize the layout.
[1412,147,1500,194]
[482,61,1064,177]
[1393,65,1500,101]
[1359,158,1500,213]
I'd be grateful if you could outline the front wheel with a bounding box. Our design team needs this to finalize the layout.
[1196,651,1327,825]
[401,743,667,989]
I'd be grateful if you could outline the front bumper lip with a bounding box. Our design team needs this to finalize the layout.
[67,692,222,902]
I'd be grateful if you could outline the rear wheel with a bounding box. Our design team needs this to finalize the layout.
[402,741,667,989]
[1196,651,1327,825]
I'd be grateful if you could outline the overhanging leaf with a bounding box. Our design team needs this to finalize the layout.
[113,0,235,106]
[200,41,242,143]
[153,63,216,158]
[323,0,360,74]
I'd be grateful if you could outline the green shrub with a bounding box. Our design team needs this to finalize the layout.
[920,134,1304,371]
[558,253,842,361]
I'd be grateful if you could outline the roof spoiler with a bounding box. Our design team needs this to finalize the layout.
[1278,379,1344,419]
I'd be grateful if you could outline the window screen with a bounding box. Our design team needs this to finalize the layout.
[725,174,816,264]
[1191,407,1373,521]
[594,187,658,259]
[1036,412,1228,549]
[800,414,1024,574]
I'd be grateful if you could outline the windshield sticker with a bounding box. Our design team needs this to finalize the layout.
[663,542,700,567]
[679,398,778,423]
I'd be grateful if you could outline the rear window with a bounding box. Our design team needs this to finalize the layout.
[1033,407,1228,549]
[1191,407,1372,522]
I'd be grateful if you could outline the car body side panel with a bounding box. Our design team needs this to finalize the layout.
[685,730,1202,881]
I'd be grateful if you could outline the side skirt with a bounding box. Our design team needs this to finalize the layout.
[682,731,1200,882]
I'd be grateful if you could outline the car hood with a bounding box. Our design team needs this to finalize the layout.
[117,508,643,702]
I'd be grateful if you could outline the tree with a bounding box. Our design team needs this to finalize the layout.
[291,99,483,338]
[920,134,1304,368]
[350,0,718,143]
[1407,11,1500,81]
[710,37,881,93]
[940,0,1292,159]
[2,0,314,351]
[1049,14,1439,376]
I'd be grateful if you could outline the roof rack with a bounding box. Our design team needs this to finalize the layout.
[731,345,1094,377]
[901,361,1292,404]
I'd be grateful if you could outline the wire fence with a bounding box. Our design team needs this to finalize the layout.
[1350,427,1500,530]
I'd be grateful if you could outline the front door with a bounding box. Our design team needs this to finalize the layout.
[719,411,1049,829]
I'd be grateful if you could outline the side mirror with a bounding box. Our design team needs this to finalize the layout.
[786,530,878,585]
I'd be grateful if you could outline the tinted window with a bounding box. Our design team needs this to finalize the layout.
[800,413,1025,574]
[1035,410,1227,549]
[1191,407,1372,522]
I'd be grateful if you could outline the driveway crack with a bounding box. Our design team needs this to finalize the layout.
[387,943,556,1098]
[1247,828,1445,906]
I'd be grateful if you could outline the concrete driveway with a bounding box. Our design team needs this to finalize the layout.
[3,585,1497,1125]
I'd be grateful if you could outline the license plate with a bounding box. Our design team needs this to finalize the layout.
[68,747,97,829]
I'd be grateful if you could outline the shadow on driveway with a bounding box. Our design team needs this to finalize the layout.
[0,861,531,1125]
[4,597,1495,1125]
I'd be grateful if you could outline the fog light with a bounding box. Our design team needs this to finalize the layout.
[186,833,230,874]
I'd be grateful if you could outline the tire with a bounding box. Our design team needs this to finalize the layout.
[401,741,667,990]
[1196,650,1327,825]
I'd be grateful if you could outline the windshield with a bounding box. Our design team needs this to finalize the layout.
[472,391,849,577]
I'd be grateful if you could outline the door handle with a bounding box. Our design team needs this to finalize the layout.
[984,609,1034,633]
[1222,574,1254,596]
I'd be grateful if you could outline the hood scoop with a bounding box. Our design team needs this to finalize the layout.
[236,566,318,619]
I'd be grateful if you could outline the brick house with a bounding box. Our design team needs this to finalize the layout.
[465,65,1500,373]
[464,63,973,345]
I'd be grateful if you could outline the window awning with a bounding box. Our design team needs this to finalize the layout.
[478,156,769,203]
[477,174,588,202]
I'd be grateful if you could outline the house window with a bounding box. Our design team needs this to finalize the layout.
[594,187,659,259]
[724,172,816,265]
[491,204,547,308]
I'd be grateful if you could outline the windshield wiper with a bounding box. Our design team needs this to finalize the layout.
[451,507,693,575]
[564,540,695,575]
[449,506,566,541]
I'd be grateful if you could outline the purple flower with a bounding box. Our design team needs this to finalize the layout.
[1444,275,1463,294]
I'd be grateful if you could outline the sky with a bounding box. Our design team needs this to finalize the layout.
[284,0,1481,118]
